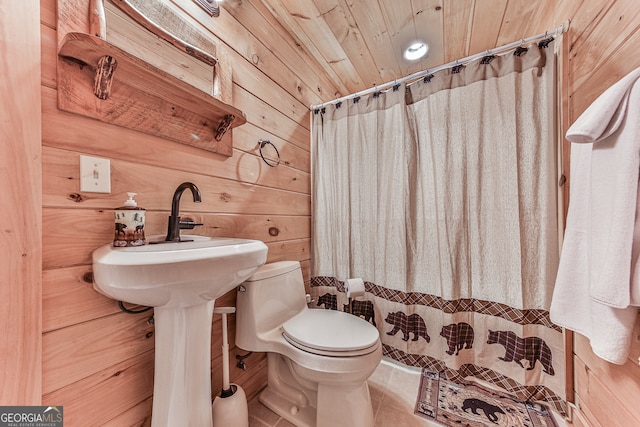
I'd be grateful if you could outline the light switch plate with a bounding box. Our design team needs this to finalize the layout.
[80,155,111,193]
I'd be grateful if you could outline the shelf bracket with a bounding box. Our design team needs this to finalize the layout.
[215,114,235,141]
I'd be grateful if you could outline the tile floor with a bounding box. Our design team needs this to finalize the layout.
[247,358,569,427]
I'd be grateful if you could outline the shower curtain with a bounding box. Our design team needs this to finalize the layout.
[311,41,566,414]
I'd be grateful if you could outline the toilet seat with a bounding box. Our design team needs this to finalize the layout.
[282,309,380,357]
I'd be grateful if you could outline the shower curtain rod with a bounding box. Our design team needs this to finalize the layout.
[311,22,568,110]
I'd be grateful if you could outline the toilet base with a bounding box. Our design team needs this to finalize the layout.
[259,382,375,427]
[259,387,316,427]
[259,354,375,427]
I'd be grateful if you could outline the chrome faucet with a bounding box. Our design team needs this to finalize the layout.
[165,182,202,242]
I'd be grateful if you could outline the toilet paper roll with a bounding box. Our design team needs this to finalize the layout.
[344,278,365,299]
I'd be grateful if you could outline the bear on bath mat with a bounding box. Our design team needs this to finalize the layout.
[440,322,474,355]
[461,398,505,423]
[487,330,555,375]
[343,300,376,326]
[385,311,430,342]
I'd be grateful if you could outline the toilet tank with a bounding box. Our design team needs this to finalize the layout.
[236,261,307,351]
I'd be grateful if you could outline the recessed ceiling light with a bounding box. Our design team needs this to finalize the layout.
[404,42,429,61]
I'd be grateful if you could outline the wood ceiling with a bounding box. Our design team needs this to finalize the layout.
[258,0,570,98]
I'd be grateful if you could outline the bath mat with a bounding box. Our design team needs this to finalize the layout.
[414,370,558,427]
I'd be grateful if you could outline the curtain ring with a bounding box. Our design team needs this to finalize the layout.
[258,139,280,167]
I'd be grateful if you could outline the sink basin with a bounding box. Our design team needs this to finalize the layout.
[92,235,268,427]
[92,235,268,307]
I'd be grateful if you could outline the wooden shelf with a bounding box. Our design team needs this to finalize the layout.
[57,32,245,156]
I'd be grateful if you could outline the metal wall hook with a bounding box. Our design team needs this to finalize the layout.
[258,139,280,167]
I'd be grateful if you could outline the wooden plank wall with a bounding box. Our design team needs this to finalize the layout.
[40,0,339,424]
[561,0,640,426]
[34,0,640,424]
[0,0,43,405]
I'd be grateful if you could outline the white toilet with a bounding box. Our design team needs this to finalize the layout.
[235,261,382,427]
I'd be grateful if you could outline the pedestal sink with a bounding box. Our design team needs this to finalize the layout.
[92,235,268,427]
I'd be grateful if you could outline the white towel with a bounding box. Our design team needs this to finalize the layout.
[550,67,640,365]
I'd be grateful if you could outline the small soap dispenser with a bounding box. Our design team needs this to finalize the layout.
[113,192,146,247]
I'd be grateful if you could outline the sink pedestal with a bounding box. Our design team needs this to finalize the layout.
[91,235,268,427]
[151,301,215,427]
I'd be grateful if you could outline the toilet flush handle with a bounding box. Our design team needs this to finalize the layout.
[238,285,246,292]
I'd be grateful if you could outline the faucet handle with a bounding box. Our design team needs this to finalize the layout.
[179,220,203,230]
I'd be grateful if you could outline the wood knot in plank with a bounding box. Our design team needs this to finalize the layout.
[220,192,232,202]
[268,227,280,237]
[83,271,94,283]
[68,193,86,203]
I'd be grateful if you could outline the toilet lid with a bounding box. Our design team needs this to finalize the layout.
[282,309,380,355]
